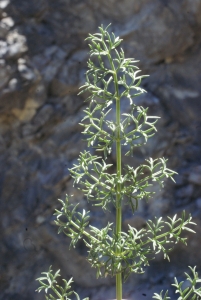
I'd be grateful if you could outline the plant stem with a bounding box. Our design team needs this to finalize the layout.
[114,72,122,300]
[67,218,98,242]
[102,34,123,300]
[52,286,63,299]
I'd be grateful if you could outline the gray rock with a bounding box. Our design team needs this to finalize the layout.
[50,50,88,97]
[0,59,11,89]
[33,46,67,83]
[18,59,36,81]
[1,0,201,299]
[196,198,201,209]
[0,40,8,57]
[0,0,10,9]
[0,17,14,38]
[188,166,201,185]
[123,215,147,231]
[6,30,28,58]
[176,184,194,199]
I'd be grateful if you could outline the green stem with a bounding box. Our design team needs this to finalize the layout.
[115,93,122,300]
[51,286,63,299]
[183,287,193,300]
[102,35,122,300]
[68,218,98,242]
[113,66,122,300]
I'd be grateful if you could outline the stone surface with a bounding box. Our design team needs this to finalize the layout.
[123,215,147,231]
[188,166,201,185]
[1,1,201,300]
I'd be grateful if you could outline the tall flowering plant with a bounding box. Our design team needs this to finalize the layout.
[36,24,200,300]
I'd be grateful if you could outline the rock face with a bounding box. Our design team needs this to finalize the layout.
[1,0,201,299]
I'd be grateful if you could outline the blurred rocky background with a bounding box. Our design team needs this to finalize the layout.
[1,0,201,299]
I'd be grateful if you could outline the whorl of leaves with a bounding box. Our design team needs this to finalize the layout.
[55,195,196,281]
[36,266,89,300]
[69,150,177,211]
[153,266,201,300]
